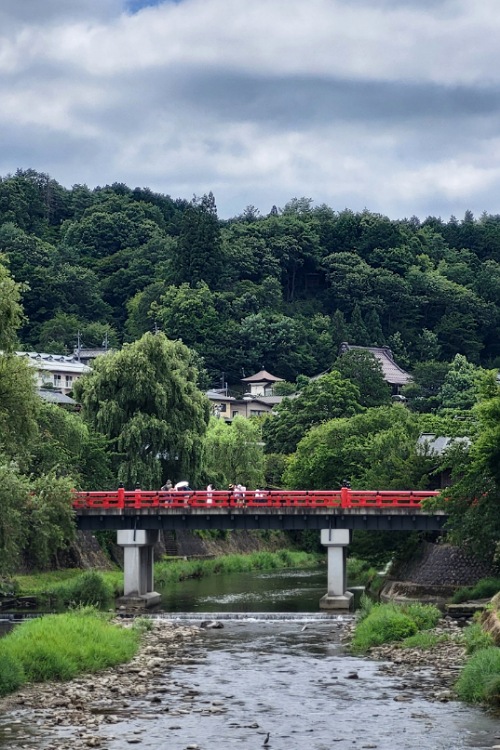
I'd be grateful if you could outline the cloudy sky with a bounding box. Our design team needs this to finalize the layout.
[1,0,500,219]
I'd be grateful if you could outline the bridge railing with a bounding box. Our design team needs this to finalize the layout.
[72,488,440,510]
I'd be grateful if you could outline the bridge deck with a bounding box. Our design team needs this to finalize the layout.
[74,489,446,532]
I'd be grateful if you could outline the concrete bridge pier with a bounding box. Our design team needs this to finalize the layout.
[319,529,353,611]
[116,530,161,608]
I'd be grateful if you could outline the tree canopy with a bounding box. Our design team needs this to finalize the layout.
[74,332,211,488]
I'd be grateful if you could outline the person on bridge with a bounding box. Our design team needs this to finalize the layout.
[161,479,173,491]
[206,484,213,505]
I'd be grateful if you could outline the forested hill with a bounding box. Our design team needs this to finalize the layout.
[2,169,500,385]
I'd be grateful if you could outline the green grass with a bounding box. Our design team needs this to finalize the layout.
[155,550,320,585]
[450,578,500,604]
[350,602,442,654]
[455,647,500,705]
[0,609,139,697]
[346,557,378,587]
[400,632,448,650]
[460,622,495,654]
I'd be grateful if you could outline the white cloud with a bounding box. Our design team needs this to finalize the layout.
[1,0,500,218]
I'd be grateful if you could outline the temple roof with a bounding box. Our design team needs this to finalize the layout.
[241,369,284,383]
[339,343,412,386]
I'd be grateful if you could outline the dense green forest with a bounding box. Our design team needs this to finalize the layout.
[2,168,500,573]
[2,169,500,385]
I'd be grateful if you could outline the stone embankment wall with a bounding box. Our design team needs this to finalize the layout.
[380,542,495,608]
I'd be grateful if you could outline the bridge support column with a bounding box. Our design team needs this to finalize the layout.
[116,530,161,608]
[319,529,353,611]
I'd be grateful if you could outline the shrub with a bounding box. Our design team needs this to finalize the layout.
[0,652,25,696]
[45,571,113,608]
[402,603,441,630]
[351,604,418,654]
[456,647,500,705]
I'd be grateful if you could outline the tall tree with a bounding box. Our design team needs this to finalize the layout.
[202,416,265,489]
[74,332,211,488]
[263,371,362,454]
[172,193,224,288]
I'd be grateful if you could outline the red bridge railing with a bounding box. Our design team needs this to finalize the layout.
[73,488,440,511]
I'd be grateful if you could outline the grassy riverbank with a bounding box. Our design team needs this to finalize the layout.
[0,609,140,697]
[350,598,500,707]
[154,549,321,585]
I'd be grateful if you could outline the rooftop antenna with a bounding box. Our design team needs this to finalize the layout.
[76,331,82,362]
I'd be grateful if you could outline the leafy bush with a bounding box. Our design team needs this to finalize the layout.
[357,593,375,622]
[45,571,113,608]
[456,647,500,705]
[451,578,500,604]
[460,622,494,654]
[351,604,418,653]
[0,652,25,696]
[347,557,377,586]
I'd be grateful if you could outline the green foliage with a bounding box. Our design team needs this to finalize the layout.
[401,603,441,630]
[455,647,500,705]
[23,474,76,570]
[333,350,391,407]
[451,578,500,604]
[346,557,377,586]
[460,622,494,654]
[0,463,30,574]
[202,416,265,488]
[44,571,113,608]
[400,632,446,650]
[0,255,25,350]
[74,332,210,488]
[0,652,25,697]
[0,610,139,691]
[285,405,427,490]
[351,604,418,653]
[155,550,319,585]
[263,371,362,454]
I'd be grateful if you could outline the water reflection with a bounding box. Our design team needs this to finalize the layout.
[157,566,330,613]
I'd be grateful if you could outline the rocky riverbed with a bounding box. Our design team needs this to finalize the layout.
[344,616,468,703]
[0,619,210,750]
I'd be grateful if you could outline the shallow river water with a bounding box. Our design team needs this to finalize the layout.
[1,568,500,749]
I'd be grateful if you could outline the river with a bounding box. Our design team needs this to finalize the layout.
[1,567,499,749]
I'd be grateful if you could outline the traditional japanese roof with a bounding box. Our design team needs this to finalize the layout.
[338,343,412,387]
[241,370,284,384]
[37,389,77,405]
[206,390,236,402]
[417,433,471,456]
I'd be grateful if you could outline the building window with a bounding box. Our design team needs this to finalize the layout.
[53,374,61,386]
[250,409,264,416]
[219,403,227,413]
[65,375,73,388]
[232,410,239,418]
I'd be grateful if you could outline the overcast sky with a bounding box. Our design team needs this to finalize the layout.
[1,0,500,219]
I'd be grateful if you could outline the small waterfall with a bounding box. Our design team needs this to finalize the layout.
[121,611,354,622]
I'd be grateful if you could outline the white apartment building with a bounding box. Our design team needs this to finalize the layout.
[16,352,91,395]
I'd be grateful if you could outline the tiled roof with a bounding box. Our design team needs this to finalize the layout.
[37,389,77,405]
[417,433,471,455]
[339,343,412,386]
[241,369,284,383]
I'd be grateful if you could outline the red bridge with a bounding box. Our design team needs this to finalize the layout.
[73,487,445,533]
[73,487,439,510]
[73,487,445,609]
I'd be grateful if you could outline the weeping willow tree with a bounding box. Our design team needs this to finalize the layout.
[74,332,211,489]
[202,416,265,489]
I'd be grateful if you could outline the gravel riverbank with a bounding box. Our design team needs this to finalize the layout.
[0,619,207,750]
[345,617,468,703]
